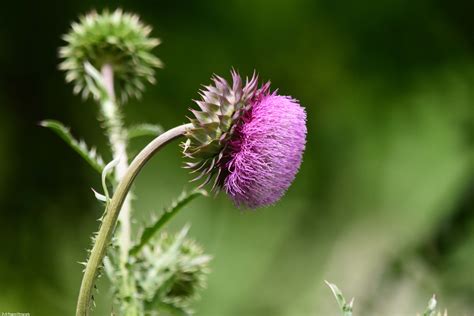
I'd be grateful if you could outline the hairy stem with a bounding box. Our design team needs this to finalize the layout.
[101,64,132,255]
[76,123,192,316]
[100,64,135,310]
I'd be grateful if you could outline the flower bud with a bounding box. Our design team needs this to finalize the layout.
[59,9,162,102]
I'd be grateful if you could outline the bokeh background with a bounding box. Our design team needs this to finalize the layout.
[0,0,473,315]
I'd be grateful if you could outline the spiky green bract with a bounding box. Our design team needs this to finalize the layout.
[182,70,259,190]
[325,281,353,316]
[107,226,211,315]
[325,282,448,316]
[130,189,207,256]
[421,296,448,316]
[59,9,162,103]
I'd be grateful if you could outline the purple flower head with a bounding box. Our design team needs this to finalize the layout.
[224,90,307,208]
[183,70,307,209]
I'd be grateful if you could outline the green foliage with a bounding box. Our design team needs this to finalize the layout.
[130,189,207,256]
[40,119,105,174]
[51,9,212,315]
[326,282,448,316]
[420,296,448,316]
[325,281,353,316]
[90,188,107,203]
[90,158,120,206]
[422,296,438,316]
[108,226,211,315]
[101,157,120,201]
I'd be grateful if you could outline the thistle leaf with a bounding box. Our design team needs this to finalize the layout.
[130,189,207,256]
[145,300,190,316]
[101,157,120,201]
[127,123,164,140]
[423,295,437,316]
[325,281,353,316]
[91,188,107,203]
[40,119,105,174]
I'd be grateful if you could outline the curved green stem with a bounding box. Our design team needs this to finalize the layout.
[76,123,192,316]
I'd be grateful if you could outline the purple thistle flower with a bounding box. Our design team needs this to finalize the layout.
[183,71,307,209]
[224,91,307,208]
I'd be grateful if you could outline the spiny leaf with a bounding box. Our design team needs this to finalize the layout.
[423,295,438,316]
[145,299,191,316]
[91,188,107,203]
[127,123,164,140]
[40,119,105,174]
[129,189,207,256]
[101,157,120,202]
[417,296,447,316]
[325,281,353,316]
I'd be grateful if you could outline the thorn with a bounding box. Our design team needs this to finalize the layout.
[348,297,354,308]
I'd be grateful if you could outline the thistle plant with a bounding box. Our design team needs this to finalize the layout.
[325,281,448,316]
[44,8,307,316]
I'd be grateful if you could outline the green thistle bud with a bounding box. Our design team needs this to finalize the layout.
[59,9,162,103]
[133,226,211,314]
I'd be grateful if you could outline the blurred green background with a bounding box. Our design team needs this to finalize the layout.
[0,0,473,315]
